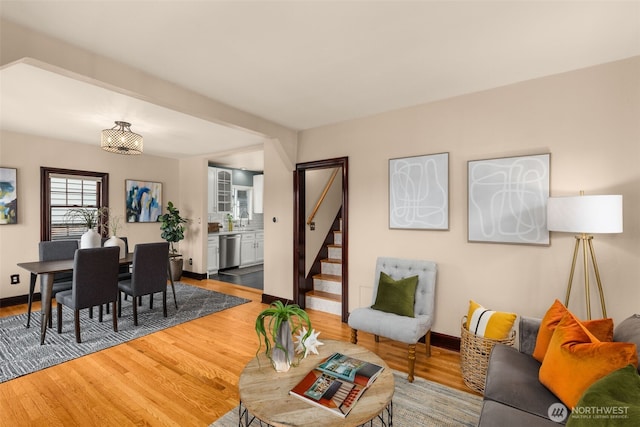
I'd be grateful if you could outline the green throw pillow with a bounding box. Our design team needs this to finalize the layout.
[567,364,640,427]
[371,272,419,317]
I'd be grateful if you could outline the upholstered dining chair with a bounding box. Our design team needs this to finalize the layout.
[26,240,79,329]
[118,242,170,326]
[348,257,437,382]
[55,246,120,343]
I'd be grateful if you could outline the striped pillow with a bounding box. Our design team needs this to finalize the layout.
[466,300,516,339]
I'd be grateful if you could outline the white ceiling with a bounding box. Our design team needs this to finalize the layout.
[1,1,639,166]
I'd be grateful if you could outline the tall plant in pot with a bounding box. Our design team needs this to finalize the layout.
[159,201,188,281]
[255,301,312,372]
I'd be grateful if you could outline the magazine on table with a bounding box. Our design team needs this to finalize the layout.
[288,352,384,418]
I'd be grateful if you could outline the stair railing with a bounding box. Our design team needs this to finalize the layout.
[307,168,340,226]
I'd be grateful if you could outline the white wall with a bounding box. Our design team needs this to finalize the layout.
[0,131,179,299]
[297,56,640,336]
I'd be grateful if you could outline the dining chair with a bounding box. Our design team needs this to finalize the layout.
[55,246,120,343]
[26,240,79,329]
[118,242,170,326]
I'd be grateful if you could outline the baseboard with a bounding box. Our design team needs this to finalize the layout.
[430,331,461,352]
[0,293,38,308]
[261,293,294,306]
[182,270,207,280]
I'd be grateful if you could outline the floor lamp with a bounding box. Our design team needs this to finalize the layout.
[547,193,623,320]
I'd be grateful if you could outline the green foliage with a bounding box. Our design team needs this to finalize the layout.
[159,201,188,253]
[65,207,105,230]
[255,300,312,368]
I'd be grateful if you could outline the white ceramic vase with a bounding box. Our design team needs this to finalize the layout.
[80,229,101,249]
[104,235,126,258]
[271,321,295,372]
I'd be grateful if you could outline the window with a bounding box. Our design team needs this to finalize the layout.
[41,167,109,241]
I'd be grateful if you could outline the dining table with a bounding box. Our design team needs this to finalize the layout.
[17,253,177,345]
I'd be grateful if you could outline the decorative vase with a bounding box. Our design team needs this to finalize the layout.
[271,321,295,372]
[228,219,233,231]
[104,235,126,258]
[80,229,101,249]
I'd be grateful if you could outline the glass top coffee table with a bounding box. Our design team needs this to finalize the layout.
[238,339,394,426]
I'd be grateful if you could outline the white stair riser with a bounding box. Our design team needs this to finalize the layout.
[306,295,341,316]
[313,279,342,295]
[321,261,342,276]
[328,246,342,260]
[334,232,342,245]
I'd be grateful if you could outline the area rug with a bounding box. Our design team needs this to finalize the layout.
[0,282,249,383]
[210,370,482,426]
[219,264,264,276]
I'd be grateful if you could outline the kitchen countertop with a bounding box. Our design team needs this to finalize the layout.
[209,229,263,236]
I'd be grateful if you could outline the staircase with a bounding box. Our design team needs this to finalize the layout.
[305,221,343,316]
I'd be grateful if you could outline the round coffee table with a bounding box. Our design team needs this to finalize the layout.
[238,339,394,426]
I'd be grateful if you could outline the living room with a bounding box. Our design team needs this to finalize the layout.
[1,2,639,426]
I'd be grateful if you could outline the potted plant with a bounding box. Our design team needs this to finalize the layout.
[159,201,188,281]
[65,207,105,248]
[255,301,312,372]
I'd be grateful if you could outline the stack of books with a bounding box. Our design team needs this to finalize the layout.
[289,352,384,418]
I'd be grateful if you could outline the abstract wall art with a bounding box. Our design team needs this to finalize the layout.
[389,152,449,230]
[0,167,17,225]
[125,179,162,223]
[467,153,550,245]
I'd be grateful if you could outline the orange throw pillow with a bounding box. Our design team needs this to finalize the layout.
[539,311,638,409]
[532,299,613,362]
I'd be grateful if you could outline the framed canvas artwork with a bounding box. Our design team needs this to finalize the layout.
[468,153,550,245]
[389,152,449,230]
[125,179,162,223]
[0,167,17,224]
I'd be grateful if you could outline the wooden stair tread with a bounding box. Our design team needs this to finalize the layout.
[327,244,342,249]
[312,273,341,282]
[306,290,341,302]
[321,258,342,264]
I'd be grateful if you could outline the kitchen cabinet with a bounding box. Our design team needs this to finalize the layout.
[208,167,233,214]
[253,174,264,214]
[207,234,219,276]
[240,231,264,267]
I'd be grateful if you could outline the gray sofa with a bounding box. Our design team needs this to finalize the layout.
[477,314,640,426]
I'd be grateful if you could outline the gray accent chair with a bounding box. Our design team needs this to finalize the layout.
[55,246,120,343]
[348,257,437,382]
[118,242,170,326]
[27,240,79,328]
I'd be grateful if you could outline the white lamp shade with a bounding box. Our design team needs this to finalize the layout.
[547,195,623,234]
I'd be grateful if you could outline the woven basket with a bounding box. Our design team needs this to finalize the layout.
[460,316,515,394]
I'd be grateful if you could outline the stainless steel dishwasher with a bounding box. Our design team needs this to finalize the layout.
[219,234,241,269]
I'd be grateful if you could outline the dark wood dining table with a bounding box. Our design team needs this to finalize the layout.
[17,253,178,345]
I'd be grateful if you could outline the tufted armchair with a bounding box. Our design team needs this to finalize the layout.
[348,257,437,382]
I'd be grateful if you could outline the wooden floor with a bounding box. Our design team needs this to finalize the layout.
[0,278,476,427]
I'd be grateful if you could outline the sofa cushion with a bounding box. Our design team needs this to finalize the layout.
[484,344,567,422]
[533,299,613,362]
[371,271,418,317]
[566,364,640,426]
[613,314,640,374]
[539,311,638,409]
[479,400,565,427]
[466,300,516,339]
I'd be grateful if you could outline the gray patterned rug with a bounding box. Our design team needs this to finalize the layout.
[0,282,249,383]
[210,370,482,426]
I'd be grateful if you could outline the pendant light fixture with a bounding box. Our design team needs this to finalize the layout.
[101,121,143,155]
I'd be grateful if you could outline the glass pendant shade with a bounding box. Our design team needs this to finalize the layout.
[101,121,143,155]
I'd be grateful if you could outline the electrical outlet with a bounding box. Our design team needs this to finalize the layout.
[10,274,20,285]
[189,258,193,265]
